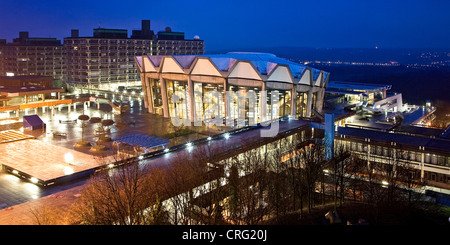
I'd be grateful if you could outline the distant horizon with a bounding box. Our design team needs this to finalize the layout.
[1,0,450,51]
[206,46,450,54]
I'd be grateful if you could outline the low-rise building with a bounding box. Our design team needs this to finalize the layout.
[135,52,329,125]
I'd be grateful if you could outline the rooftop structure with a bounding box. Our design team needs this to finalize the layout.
[324,80,437,131]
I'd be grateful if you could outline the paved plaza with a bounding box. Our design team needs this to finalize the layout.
[0,139,113,185]
[0,117,307,224]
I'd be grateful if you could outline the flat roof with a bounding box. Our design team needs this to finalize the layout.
[0,86,64,96]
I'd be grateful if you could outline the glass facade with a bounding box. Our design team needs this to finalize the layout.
[194,82,225,123]
[228,86,262,124]
[146,78,322,125]
[150,79,163,115]
[266,89,291,120]
[165,80,188,119]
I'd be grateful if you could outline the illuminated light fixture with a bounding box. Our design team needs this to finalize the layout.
[207,136,212,141]
[323,169,329,174]
[12,170,19,175]
[108,163,114,168]
[30,177,39,184]
[382,180,389,186]
[65,152,74,164]
[138,155,144,160]
[224,133,230,139]
[6,72,14,77]
[164,148,170,153]
[186,142,193,151]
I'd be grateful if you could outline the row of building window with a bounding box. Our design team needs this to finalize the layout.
[339,140,450,167]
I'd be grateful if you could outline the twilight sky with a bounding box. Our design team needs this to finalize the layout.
[0,0,449,52]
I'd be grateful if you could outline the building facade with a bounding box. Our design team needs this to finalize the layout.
[156,28,204,55]
[0,32,64,80]
[64,20,205,93]
[336,126,450,190]
[135,52,329,125]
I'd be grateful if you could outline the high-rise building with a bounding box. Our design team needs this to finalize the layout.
[64,25,153,92]
[0,32,64,81]
[64,20,205,92]
[156,27,205,55]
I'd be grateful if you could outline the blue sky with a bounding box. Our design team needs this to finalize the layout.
[0,0,449,51]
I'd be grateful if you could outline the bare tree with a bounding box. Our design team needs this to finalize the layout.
[298,140,327,213]
[71,155,165,225]
[224,147,268,225]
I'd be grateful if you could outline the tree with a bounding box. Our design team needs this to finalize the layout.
[298,140,327,213]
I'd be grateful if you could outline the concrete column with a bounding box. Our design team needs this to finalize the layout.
[146,77,154,114]
[291,86,297,118]
[68,104,71,113]
[160,76,169,118]
[74,103,77,111]
[34,108,38,114]
[306,88,313,117]
[421,152,425,181]
[16,110,19,117]
[42,106,46,113]
[260,82,267,122]
[140,74,149,109]
[315,88,325,114]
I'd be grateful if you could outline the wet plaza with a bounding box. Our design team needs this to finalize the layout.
[0,97,225,208]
